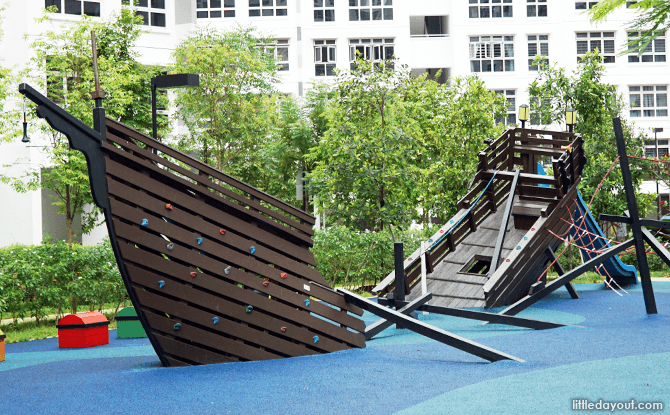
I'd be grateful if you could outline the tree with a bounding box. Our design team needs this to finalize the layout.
[590,0,670,55]
[0,8,167,244]
[171,26,280,182]
[0,4,14,141]
[528,51,654,226]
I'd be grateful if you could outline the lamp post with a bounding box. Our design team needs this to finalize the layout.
[654,127,664,219]
[565,108,576,133]
[518,104,529,129]
[151,73,200,141]
[21,99,30,143]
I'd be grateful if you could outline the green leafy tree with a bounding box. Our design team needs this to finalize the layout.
[590,0,670,55]
[171,26,280,182]
[0,3,15,142]
[0,8,166,244]
[528,51,654,226]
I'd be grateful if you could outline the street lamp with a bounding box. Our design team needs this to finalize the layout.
[151,73,200,141]
[518,104,529,129]
[565,108,576,133]
[654,127,664,219]
[21,98,30,143]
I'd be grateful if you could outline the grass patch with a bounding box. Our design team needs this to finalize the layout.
[1,311,119,344]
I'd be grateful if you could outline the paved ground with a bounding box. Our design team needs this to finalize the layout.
[1,282,669,415]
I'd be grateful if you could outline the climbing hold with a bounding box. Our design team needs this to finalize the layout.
[313,336,319,344]
[304,299,310,307]
[167,243,174,251]
[173,323,181,331]
[506,259,511,262]
[516,246,521,250]
[190,271,197,278]
[440,230,444,233]
[280,327,287,332]
[219,229,226,235]
[408,257,413,261]
[212,317,219,325]
[249,246,256,254]
[280,272,287,279]
[450,220,454,224]
[196,237,203,245]
[224,266,231,275]
[165,203,173,210]
[158,280,165,288]
[263,281,270,287]
[531,228,536,231]
[246,305,253,314]
[141,218,149,227]
[523,237,528,241]
[428,239,433,242]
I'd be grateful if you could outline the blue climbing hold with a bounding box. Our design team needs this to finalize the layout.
[428,239,433,242]
[141,218,148,227]
[173,323,181,331]
[167,243,174,251]
[224,266,231,275]
[450,220,454,224]
[523,237,528,241]
[313,336,319,344]
[158,280,165,289]
[304,299,310,307]
[196,237,203,245]
[246,305,253,314]
[250,246,256,254]
[212,317,219,325]
[516,245,521,250]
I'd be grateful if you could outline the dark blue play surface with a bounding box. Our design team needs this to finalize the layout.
[2,282,670,415]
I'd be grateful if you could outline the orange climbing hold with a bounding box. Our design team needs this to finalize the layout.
[280,272,287,279]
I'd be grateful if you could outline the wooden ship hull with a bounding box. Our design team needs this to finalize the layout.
[375,127,590,309]
[20,84,365,367]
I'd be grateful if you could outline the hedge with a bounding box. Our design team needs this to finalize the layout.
[0,237,127,324]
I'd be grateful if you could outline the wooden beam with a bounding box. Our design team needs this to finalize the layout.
[338,288,524,362]
[490,169,520,274]
[546,248,579,300]
[365,293,432,340]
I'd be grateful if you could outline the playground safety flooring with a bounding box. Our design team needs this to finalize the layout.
[2,282,670,415]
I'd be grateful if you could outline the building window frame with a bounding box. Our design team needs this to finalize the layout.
[314,40,336,76]
[122,0,166,27]
[469,0,513,19]
[46,0,101,17]
[348,0,393,22]
[528,34,549,70]
[349,38,395,70]
[575,1,599,9]
[260,39,289,72]
[576,31,616,63]
[628,31,666,63]
[249,0,288,17]
[196,0,235,18]
[469,35,515,73]
[493,89,517,125]
[629,85,668,117]
[314,0,334,22]
[527,0,547,17]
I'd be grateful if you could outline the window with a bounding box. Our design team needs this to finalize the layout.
[122,0,166,27]
[349,38,395,69]
[469,35,515,72]
[469,0,513,19]
[249,0,287,17]
[46,0,100,16]
[314,0,334,22]
[527,0,547,17]
[645,140,669,157]
[493,90,516,125]
[197,0,235,18]
[314,40,336,76]
[629,85,668,117]
[626,1,638,7]
[409,16,448,37]
[628,31,666,62]
[575,1,599,9]
[576,32,615,63]
[349,0,393,21]
[411,68,449,84]
[261,39,289,71]
[528,35,549,70]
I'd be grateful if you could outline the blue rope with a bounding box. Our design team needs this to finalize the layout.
[429,172,498,251]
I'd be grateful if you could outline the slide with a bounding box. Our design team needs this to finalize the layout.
[537,163,638,285]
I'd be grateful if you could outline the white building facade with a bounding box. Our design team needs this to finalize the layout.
[0,0,667,247]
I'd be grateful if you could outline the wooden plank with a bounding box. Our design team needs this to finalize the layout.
[481,170,557,186]
[104,138,314,236]
[117,234,366,337]
[364,293,433,340]
[153,332,237,365]
[143,310,282,361]
[106,173,316,266]
[105,154,314,245]
[106,118,315,224]
[512,144,567,158]
[136,289,312,357]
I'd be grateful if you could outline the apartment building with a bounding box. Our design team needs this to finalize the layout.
[0,0,667,247]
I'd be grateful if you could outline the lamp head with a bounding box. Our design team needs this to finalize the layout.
[518,104,529,122]
[565,108,576,126]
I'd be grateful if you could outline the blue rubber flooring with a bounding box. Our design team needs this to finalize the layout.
[2,282,670,415]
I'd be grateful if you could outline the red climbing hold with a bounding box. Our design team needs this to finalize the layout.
[165,203,173,210]
[263,281,270,287]
[190,272,197,278]
[219,229,226,235]
[440,230,444,233]
[408,258,413,261]
[280,327,287,332]
[531,228,536,231]
[506,259,511,262]
[280,272,287,279]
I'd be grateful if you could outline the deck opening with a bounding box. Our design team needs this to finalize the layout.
[460,255,493,275]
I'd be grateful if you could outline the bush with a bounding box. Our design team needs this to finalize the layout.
[0,237,127,323]
[311,225,431,288]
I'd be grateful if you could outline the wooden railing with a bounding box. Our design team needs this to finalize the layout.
[373,127,583,298]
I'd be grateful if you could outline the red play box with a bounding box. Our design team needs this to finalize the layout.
[57,312,110,348]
